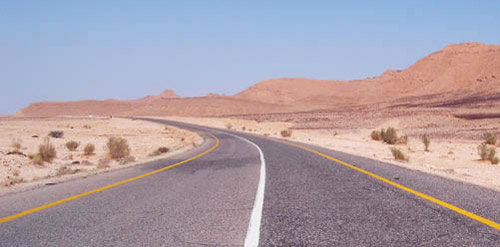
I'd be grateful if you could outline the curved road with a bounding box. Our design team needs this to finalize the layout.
[1,119,500,246]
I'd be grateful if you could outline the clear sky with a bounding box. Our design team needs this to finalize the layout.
[1,1,499,114]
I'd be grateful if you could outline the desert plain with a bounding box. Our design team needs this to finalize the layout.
[4,42,500,192]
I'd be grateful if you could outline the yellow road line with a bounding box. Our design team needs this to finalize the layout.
[0,134,220,224]
[279,140,500,232]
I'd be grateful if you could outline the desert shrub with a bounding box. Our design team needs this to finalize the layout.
[150,147,170,157]
[477,143,496,161]
[164,126,169,131]
[371,130,382,141]
[83,143,95,155]
[65,141,80,151]
[397,135,408,145]
[280,129,293,138]
[491,157,499,165]
[422,135,430,151]
[106,137,130,160]
[380,128,386,141]
[484,133,497,145]
[225,123,232,130]
[97,158,111,169]
[48,131,64,138]
[383,127,398,144]
[83,125,92,129]
[10,138,22,152]
[39,137,56,163]
[390,147,409,161]
[242,126,246,131]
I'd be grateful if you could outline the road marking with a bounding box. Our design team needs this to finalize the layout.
[228,133,266,247]
[0,134,220,224]
[278,140,500,232]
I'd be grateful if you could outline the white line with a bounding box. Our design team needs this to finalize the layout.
[228,133,266,247]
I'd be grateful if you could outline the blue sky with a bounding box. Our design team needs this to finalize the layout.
[1,1,499,114]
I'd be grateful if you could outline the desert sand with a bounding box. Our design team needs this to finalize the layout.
[157,116,500,192]
[0,117,202,194]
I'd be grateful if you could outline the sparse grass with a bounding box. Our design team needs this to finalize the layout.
[65,141,80,151]
[149,147,170,157]
[371,130,382,141]
[225,123,232,130]
[280,129,293,138]
[106,137,130,160]
[83,143,95,155]
[397,135,408,145]
[422,135,431,151]
[477,143,496,161]
[48,131,64,138]
[39,137,56,163]
[484,132,497,145]
[390,147,409,161]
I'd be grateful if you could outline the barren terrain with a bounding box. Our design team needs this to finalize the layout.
[0,117,202,194]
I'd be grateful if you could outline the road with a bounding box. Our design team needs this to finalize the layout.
[1,119,500,246]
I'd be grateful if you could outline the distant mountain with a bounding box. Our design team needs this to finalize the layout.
[17,42,500,117]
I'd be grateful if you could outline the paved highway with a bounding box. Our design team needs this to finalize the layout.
[1,119,500,246]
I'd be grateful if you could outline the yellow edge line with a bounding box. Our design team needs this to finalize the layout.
[0,134,220,224]
[279,140,500,231]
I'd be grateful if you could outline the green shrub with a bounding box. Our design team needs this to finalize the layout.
[83,143,95,155]
[65,141,80,151]
[422,135,430,151]
[39,138,56,163]
[371,130,382,141]
[477,143,496,161]
[484,133,497,145]
[383,127,398,144]
[390,147,409,161]
[106,137,130,160]
[48,131,64,138]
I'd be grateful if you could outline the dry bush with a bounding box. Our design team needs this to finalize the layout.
[48,131,64,138]
[149,147,170,157]
[390,147,409,161]
[97,158,111,169]
[477,143,496,161]
[383,127,398,144]
[39,137,56,163]
[10,138,22,152]
[106,137,130,160]
[371,130,382,141]
[492,157,500,165]
[164,125,169,131]
[65,141,80,151]
[55,166,79,177]
[225,123,232,130]
[280,129,293,138]
[397,135,408,145]
[242,126,246,131]
[484,133,497,145]
[83,143,95,156]
[83,125,92,129]
[422,135,431,151]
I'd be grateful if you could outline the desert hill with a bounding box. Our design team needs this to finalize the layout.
[17,42,500,117]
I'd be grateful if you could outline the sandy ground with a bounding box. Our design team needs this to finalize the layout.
[0,117,202,195]
[159,116,500,192]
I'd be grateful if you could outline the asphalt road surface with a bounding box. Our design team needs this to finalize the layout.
[1,119,500,246]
